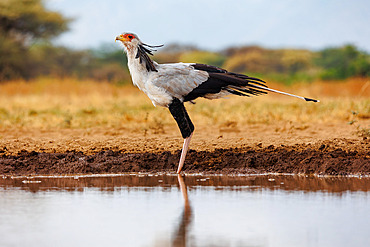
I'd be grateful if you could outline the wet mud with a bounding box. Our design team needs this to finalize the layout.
[2,174,370,193]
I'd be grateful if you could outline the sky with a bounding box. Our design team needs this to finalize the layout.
[46,0,370,52]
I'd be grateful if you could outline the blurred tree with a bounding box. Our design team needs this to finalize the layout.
[29,44,93,78]
[93,44,127,66]
[27,44,130,83]
[280,49,314,74]
[91,44,130,84]
[0,0,70,80]
[0,34,27,79]
[223,46,275,73]
[315,45,370,80]
[222,46,319,84]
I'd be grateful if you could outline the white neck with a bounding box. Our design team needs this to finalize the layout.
[124,45,149,90]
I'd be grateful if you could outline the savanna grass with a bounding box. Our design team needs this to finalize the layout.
[0,78,369,131]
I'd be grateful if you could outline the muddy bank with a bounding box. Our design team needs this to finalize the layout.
[1,140,369,176]
[1,120,369,176]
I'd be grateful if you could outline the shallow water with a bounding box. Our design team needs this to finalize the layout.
[1,174,369,247]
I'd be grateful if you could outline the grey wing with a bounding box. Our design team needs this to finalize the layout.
[150,63,210,100]
[151,63,269,103]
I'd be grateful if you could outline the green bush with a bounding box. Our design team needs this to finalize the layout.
[315,45,370,80]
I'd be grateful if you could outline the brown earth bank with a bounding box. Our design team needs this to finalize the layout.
[0,121,369,176]
[0,143,368,176]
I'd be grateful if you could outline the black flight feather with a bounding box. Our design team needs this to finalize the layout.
[184,64,268,102]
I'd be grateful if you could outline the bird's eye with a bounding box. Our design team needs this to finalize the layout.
[128,35,133,39]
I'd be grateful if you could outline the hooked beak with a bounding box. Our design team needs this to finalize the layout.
[115,35,127,42]
[115,35,122,42]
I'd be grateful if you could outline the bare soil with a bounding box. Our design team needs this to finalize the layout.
[0,120,369,176]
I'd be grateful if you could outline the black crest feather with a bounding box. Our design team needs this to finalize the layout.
[135,43,163,72]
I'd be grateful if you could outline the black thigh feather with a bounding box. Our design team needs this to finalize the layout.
[169,98,194,139]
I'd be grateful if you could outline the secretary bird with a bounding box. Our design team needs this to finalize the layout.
[115,33,319,174]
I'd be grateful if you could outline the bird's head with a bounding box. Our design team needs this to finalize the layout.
[115,32,163,56]
[115,33,141,50]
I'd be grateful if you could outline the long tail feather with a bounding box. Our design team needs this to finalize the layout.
[188,63,319,102]
[250,84,320,102]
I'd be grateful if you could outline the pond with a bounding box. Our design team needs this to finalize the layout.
[1,174,369,247]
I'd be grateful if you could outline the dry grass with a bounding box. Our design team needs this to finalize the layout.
[0,77,369,132]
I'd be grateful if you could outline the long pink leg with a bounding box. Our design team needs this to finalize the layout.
[177,132,193,174]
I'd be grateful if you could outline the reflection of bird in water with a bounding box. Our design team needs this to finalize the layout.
[171,175,192,247]
[116,33,319,173]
